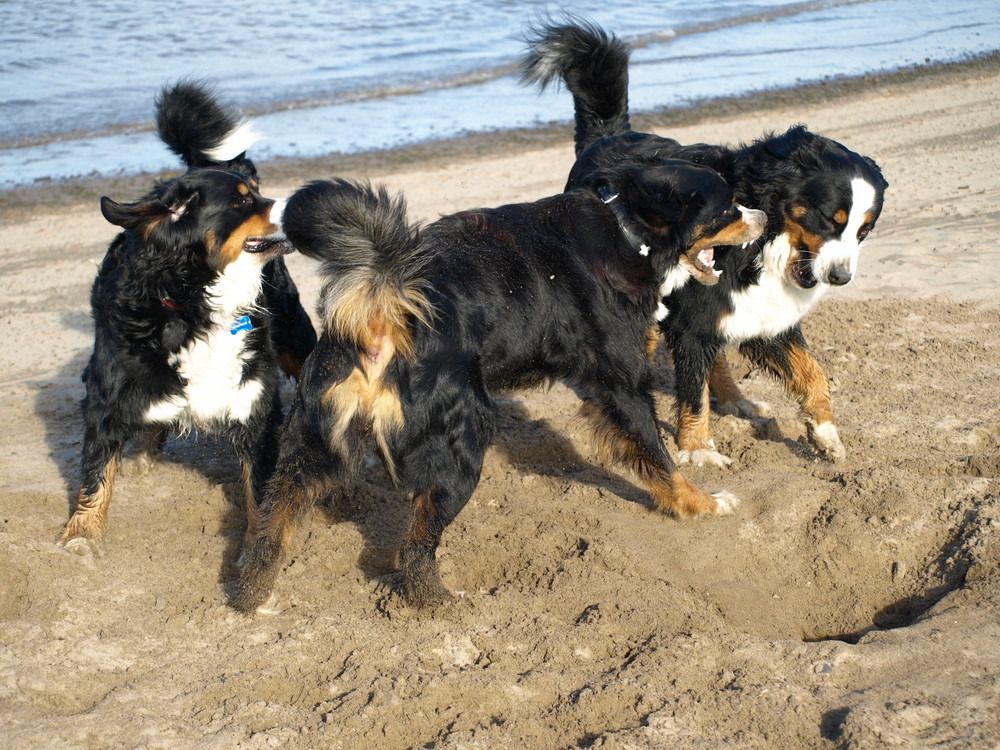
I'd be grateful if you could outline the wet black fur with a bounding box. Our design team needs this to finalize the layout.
[81,170,285,501]
[156,80,317,371]
[65,82,315,548]
[233,164,746,610]
[521,18,888,446]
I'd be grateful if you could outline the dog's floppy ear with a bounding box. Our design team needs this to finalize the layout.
[863,156,889,190]
[615,167,691,236]
[100,181,200,235]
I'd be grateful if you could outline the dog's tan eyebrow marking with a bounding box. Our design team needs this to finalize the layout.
[783,217,824,256]
[834,209,848,225]
[791,205,808,219]
[237,182,250,196]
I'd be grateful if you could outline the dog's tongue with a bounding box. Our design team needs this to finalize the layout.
[681,247,723,285]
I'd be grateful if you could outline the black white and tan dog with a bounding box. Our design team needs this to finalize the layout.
[521,19,888,467]
[58,82,316,554]
[232,164,764,610]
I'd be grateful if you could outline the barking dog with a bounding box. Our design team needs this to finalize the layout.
[521,19,888,467]
[59,82,316,554]
[232,164,763,611]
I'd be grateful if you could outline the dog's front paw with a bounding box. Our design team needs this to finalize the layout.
[678,448,733,469]
[808,421,846,462]
[653,474,741,517]
[57,535,105,558]
[710,491,741,515]
[251,592,283,615]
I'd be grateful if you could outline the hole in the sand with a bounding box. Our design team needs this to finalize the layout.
[801,573,972,644]
[871,578,968,630]
[800,510,978,643]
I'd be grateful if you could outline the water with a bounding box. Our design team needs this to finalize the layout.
[1,0,997,188]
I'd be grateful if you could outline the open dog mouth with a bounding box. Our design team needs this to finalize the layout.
[680,246,722,286]
[243,237,292,255]
[790,255,818,288]
[681,207,766,286]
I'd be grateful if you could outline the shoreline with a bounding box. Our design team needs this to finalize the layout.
[2,50,997,220]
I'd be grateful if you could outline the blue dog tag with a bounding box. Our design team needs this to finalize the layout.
[230,315,253,335]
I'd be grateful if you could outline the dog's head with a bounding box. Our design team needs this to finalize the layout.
[100,167,290,272]
[741,125,889,289]
[594,160,765,285]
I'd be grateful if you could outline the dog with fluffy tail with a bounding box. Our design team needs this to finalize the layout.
[59,81,315,556]
[231,181,436,610]
[156,80,317,376]
[521,19,888,467]
[520,19,632,158]
[233,157,764,611]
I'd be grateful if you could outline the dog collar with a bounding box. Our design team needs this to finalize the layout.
[595,185,652,257]
[161,298,253,335]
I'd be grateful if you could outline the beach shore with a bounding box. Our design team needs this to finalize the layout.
[2,56,999,748]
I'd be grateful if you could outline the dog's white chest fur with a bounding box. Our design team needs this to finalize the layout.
[718,233,828,342]
[144,254,265,429]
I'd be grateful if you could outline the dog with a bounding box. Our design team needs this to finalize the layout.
[521,19,888,468]
[58,81,316,554]
[231,163,764,611]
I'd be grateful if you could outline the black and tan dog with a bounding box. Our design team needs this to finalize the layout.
[59,82,315,554]
[522,19,888,468]
[233,163,763,610]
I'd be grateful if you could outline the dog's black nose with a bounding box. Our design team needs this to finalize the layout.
[827,265,853,286]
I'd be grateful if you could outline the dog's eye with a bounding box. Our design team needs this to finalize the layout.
[857,227,871,241]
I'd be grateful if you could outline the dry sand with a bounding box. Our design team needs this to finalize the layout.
[1,58,999,748]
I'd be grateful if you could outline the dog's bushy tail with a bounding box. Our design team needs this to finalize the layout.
[155,78,259,176]
[283,178,434,364]
[233,180,429,615]
[520,18,632,156]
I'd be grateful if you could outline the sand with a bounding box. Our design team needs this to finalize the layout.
[1,57,999,749]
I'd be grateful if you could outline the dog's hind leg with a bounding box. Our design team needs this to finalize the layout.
[394,376,495,606]
[580,385,739,518]
[229,389,283,549]
[230,412,337,614]
[397,482,478,607]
